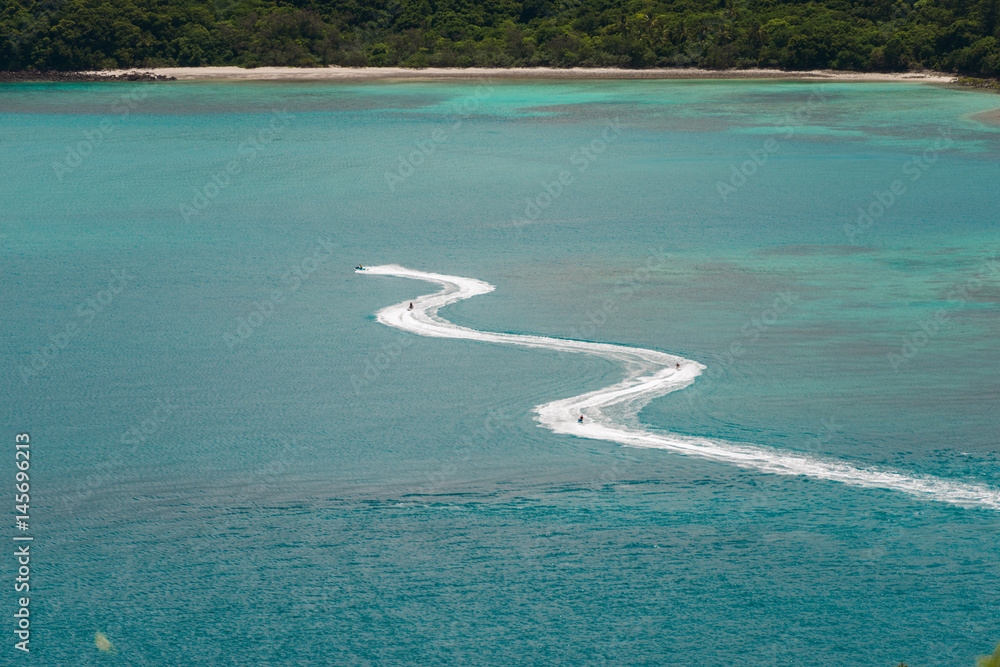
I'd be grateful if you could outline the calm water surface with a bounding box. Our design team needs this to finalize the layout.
[1,78,999,665]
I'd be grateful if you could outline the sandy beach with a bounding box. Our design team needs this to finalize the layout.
[83,65,958,83]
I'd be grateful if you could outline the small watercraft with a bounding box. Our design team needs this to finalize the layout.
[355,265,366,271]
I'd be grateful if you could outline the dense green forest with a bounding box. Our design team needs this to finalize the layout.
[2,0,999,74]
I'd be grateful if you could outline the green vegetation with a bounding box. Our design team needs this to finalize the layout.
[2,0,1000,74]
[978,640,1000,667]
[957,74,1000,87]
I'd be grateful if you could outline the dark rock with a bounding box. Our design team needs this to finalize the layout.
[0,69,176,83]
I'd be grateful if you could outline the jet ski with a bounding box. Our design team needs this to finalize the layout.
[355,265,366,271]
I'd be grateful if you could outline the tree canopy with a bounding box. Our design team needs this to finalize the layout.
[2,0,1000,74]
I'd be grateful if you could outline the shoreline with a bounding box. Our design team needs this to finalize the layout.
[0,70,174,83]
[77,65,958,83]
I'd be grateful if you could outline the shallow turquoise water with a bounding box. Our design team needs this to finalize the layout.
[2,79,999,665]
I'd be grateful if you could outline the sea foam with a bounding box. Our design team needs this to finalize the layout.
[360,264,1000,511]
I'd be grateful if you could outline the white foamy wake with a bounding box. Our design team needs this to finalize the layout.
[359,264,1000,511]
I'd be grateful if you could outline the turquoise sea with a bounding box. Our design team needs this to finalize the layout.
[2,77,999,665]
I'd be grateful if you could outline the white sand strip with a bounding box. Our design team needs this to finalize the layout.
[84,66,957,83]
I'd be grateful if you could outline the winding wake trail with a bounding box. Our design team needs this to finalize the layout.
[359,264,1000,511]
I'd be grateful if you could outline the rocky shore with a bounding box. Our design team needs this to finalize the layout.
[0,70,175,82]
